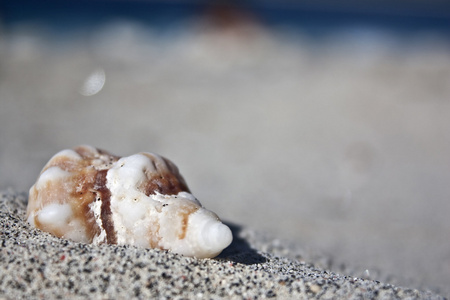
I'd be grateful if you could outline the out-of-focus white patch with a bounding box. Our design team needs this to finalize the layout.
[50,149,82,161]
[35,167,70,190]
[37,203,73,227]
[64,219,89,243]
[79,68,106,96]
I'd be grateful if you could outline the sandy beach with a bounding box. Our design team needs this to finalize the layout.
[0,189,445,299]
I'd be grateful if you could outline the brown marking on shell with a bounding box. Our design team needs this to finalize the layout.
[44,156,81,173]
[30,169,98,241]
[74,146,104,161]
[66,164,102,242]
[66,147,119,243]
[147,219,161,248]
[179,214,189,240]
[27,146,122,243]
[139,153,190,196]
[94,169,117,244]
[176,201,200,240]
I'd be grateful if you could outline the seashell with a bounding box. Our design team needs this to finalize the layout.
[26,145,232,258]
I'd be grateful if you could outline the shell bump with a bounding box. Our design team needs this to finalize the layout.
[26,145,233,258]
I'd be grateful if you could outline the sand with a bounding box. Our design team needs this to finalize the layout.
[0,189,444,299]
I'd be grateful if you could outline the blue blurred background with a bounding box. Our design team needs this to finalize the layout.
[2,1,450,36]
[1,0,450,297]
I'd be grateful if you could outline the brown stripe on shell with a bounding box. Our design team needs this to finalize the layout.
[94,169,117,244]
[74,145,98,160]
[70,147,118,243]
[73,146,99,162]
[139,153,190,196]
[175,201,200,240]
[64,146,119,243]
[179,213,189,240]
[30,146,121,243]
[147,220,161,248]
[70,147,119,243]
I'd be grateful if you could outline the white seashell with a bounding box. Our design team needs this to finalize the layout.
[27,145,233,258]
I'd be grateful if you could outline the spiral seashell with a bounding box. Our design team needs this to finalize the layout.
[26,145,233,258]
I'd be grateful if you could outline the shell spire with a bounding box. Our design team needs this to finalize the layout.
[26,145,233,258]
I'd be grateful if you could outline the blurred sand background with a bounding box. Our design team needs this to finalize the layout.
[1,1,450,297]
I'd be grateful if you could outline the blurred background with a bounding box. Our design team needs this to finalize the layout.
[1,0,450,297]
